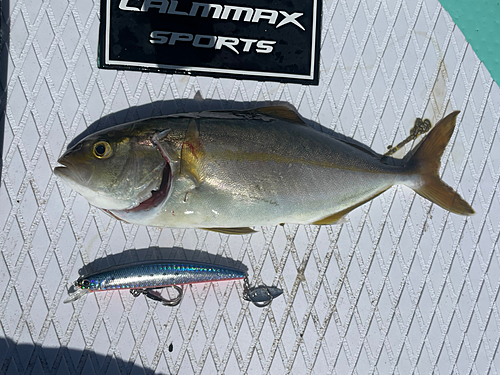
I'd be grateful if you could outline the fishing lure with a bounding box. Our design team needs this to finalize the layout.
[64,261,283,307]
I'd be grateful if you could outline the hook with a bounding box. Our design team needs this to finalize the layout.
[127,277,283,308]
[242,276,283,307]
[130,285,184,306]
[243,285,283,307]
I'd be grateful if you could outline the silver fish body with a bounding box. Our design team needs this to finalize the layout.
[55,107,474,233]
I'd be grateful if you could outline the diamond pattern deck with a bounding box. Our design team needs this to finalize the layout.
[1,0,499,373]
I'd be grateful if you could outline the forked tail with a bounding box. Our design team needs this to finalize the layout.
[405,111,474,215]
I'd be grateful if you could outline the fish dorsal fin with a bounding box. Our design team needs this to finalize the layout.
[180,119,204,184]
[193,90,204,102]
[312,189,389,225]
[202,227,257,235]
[251,106,306,125]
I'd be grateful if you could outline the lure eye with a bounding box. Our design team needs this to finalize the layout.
[92,141,112,159]
[81,279,91,288]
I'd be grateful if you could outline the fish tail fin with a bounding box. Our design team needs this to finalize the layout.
[405,111,474,215]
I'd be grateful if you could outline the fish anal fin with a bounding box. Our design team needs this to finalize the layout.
[252,106,306,125]
[202,227,257,235]
[181,119,204,184]
[313,210,350,225]
[313,189,389,225]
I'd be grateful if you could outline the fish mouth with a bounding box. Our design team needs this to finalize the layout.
[124,162,172,213]
[54,149,90,186]
[55,161,171,212]
[54,165,70,180]
[54,164,87,187]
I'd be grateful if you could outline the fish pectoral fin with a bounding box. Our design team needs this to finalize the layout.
[152,130,181,174]
[180,119,204,184]
[252,106,306,125]
[202,227,257,235]
[313,189,389,225]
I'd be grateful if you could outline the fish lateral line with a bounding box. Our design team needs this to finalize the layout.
[207,149,390,172]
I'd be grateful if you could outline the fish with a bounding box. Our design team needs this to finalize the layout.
[54,107,474,234]
[64,261,283,307]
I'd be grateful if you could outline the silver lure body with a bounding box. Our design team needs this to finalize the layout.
[77,262,245,292]
[65,261,283,307]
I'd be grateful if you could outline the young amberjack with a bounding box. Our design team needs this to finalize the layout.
[54,107,474,234]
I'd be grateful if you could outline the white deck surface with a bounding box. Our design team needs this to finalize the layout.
[1,0,499,373]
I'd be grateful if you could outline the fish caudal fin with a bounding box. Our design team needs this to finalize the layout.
[406,111,474,215]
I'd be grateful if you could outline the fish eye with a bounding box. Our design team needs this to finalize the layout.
[93,141,112,159]
[81,279,91,288]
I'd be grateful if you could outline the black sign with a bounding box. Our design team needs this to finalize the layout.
[99,0,321,84]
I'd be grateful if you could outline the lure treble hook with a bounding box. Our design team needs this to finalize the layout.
[130,285,184,306]
[242,276,283,308]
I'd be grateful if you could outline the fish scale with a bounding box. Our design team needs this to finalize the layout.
[83,262,246,291]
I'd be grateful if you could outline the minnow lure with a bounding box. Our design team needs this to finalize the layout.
[64,261,283,307]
